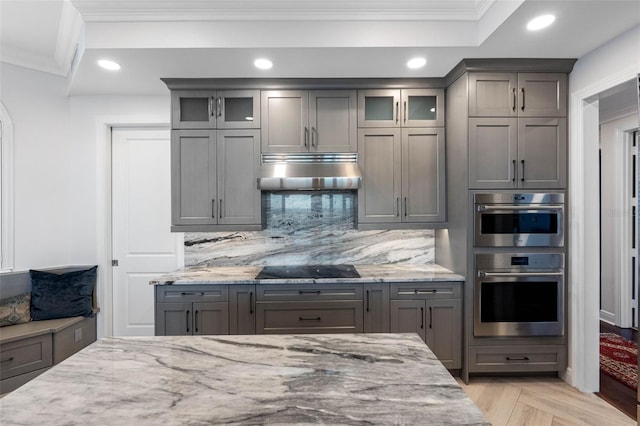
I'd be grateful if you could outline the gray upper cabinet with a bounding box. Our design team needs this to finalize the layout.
[468,117,566,189]
[358,127,446,224]
[171,129,261,229]
[171,90,260,129]
[358,89,444,128]
[469,72,567,118]
[261,90,356,153]
[171,130,217,226]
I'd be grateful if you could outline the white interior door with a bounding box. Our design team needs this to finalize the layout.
[112,128,183,336]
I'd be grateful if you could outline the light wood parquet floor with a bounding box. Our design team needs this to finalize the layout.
[456,376,635,426]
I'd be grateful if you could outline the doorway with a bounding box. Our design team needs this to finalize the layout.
[111,127,183,336]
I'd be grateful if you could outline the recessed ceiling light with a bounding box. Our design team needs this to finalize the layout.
[407,57,427,69]
[527,14,555,31]
[254,58,273,70]
[97,59,121,71]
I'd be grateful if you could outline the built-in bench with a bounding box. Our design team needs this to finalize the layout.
[0,267,97,394]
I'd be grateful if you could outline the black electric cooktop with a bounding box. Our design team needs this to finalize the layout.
[255,264,360,279]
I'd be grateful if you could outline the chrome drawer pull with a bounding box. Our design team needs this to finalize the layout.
[1,357,14,363]
[299,317,321,322]
[298,290,321,295]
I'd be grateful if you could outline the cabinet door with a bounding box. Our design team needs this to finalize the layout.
[171,90,217,129]
[193,302,229,335]
[402,128,445,222]
[364,284,390,333]
[216,130,261,225]
[518,117,567,189]
[389,300,426,342]
[261,90,309,152]
[357,128,402,223]
[309,90,357,152]
[468,73,518,117]
[229,285,256,335]
[155,302,192,335]
[171,130,217,225]
[426,299,461,369]
[401,89,444,127]
[517,73,567,117]
[217,90,261,129]
[357,89,401,128]
[468,118,518,189]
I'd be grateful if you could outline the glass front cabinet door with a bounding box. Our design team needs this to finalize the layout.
[171,90,260,129]
[358,89,444,128]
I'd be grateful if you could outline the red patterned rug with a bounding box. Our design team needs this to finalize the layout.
[600,332,638,391]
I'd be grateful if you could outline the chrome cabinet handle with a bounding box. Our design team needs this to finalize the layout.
[194,310,199,333]
[186,310,190,334]
[521,160,526,182]
[521,88,525,111]
[217,97,222,117]
[403,101,407,123]
[219,199,223,218]
[211,199,216,218]
[506,356,530,361]
[429,307,433,329]
[395,101,399,123]
[299,290,321,295]
[512,88,517,112]
[1,357,14,363]
[512,159,516,182]
[404,197,408,217]
[311,127,316,147]
[304,127,309,148]
[208,97,214,117]
[299,317,321,322]
[249,292,254,315]
[396,198,400,217]
[366,290,370,312]
[180,292,204,296]
[477,205,564,211]
[420,307,424,329]
[413,289,438,294]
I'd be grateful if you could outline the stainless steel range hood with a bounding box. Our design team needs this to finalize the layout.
[257,153,361,191]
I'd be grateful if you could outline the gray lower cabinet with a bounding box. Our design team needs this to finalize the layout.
[358,127,445,225]
[468,345,567,373]
[171,129,261,230]
[389,282,462,369]
[468,117,566,189]
[364,283,390,332]
[155,285,229,336]
[229,285,256,334]
[255,283,364,334]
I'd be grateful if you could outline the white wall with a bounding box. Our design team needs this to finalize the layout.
[0,63,73,270]
[0,62,169,270]
[568,24,640,391]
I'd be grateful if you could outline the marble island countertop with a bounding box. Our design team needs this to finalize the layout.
[150,263,465,285]
[0,333,488,425]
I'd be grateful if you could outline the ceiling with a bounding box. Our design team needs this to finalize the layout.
[1,0,639,95]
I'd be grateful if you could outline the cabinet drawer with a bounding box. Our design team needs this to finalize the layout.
[0,335,53,380]
[468,345,566,373]
[53,316,97,364]
[256,284,363,301]
[390,282,461,300]
[256,301,363,334]
[156,285,229,302]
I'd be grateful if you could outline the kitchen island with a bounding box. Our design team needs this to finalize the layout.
[0,333,488,425]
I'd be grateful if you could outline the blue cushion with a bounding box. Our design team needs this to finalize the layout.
[30,266,97,321]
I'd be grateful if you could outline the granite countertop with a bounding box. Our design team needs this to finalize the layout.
[150,263,465,285]
[0,333,488,425]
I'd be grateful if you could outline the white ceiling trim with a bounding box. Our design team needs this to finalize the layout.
[72,0,498,22]
[54,0,84,76]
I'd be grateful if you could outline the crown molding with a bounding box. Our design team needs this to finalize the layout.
[71,0,496,22]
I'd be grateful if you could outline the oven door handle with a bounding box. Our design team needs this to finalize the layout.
[478,271,564,278]
[477,205,564,212]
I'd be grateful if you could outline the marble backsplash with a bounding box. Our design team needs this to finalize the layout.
[185,191,435,267]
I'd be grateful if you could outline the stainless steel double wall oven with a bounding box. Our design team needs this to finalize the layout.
[473,193,565,337]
